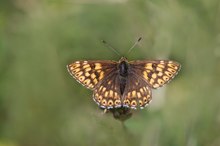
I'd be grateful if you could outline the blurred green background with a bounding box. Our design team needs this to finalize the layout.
[0,0,220,146]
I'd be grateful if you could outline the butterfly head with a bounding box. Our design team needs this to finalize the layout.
[119,56,128,63]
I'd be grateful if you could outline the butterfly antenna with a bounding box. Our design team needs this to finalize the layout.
[125,37,142,55]
[102,40,121,56]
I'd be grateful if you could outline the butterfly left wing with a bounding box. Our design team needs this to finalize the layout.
[129,60,181,88]
[67,60,117,90]
[93,71,122,109]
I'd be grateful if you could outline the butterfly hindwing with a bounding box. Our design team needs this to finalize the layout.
[93,71,122,109]
[122,71,152,109]
[67,60,117,90]
[130,60,181,89]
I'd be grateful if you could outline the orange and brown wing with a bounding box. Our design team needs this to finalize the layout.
[122,72,152,109]
[67,60,117,90]
[93,71,122,109]
[121,60,181,109]
[130,60,181,89]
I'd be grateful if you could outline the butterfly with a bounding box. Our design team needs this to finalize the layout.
[67,56,181,109]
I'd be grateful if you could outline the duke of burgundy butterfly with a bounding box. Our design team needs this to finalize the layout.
[67,37,181,121]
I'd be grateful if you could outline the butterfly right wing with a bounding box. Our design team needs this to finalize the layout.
[122,70,152,109]
[122,60,180,109]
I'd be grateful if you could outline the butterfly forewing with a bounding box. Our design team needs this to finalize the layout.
[130,60,181,89]
[67,60,117,90]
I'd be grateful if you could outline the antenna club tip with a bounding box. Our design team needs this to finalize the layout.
[101,40,106,43]
[138,37,142,42]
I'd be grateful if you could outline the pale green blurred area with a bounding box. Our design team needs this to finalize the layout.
[0,0,220,146]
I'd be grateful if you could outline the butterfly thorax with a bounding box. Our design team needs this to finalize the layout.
[119,61,129,77]
[118,57,129,95]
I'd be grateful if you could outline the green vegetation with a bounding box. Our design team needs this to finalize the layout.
[0,0,219,146]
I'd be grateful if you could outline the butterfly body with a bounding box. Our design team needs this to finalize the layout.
[118,58,129,77]
[118,57,129,96]
[67,57,181,109]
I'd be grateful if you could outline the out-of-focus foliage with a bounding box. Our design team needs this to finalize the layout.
[0,0,220,146]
